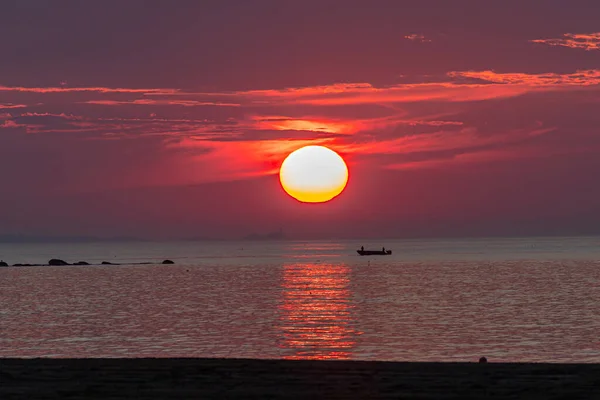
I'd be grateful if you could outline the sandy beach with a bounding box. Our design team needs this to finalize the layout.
[1,358,599,399]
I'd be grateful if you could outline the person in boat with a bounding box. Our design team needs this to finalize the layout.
[361,246,364,251]
[382,247,385,252]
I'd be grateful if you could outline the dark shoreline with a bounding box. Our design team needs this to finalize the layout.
[0,259,174,267]
[1,358,599,399]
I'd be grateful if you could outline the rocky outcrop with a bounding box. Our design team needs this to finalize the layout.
[7,259,174,267]
[48,259,69,266]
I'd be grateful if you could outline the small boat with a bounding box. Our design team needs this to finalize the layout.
[357,249,392,256]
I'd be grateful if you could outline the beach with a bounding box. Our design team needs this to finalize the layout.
[1,358,599,399]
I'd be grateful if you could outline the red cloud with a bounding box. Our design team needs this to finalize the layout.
[4,69,598,112]
[449,69,600,85]
[0,103,27,109]
[531,33,600,51]
[336,126,553,157]
[163,137,337,183]
[84,99,240,107]
[0,85,178,94]
[404,33,431,43]
[251,116,357,134]
[191,69,600,107]
[248,114,462,136]
[1,119,22,129]
[2,68,599,185]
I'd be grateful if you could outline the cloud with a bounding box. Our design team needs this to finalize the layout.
[0,111,238,138]
[448,69,600,86]
[531,33,600,51]
[3,68,599,113]
[84,99,240,107]
[0,103,27,109]
[1,119,22,129]
[0,85,178,94]
[250,116,356,134]
[380,127,555,170]
[248,114,463,137]
[2,68,600,188]
[189,69,600,107]
[404,33,431,43]
[338,124,553,157]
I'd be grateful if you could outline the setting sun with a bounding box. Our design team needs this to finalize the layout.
[279,145,349,203]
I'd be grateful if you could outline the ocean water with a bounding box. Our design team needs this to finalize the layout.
[1,237,600,362]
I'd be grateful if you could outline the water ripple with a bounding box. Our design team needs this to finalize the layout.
[1,258,600,362]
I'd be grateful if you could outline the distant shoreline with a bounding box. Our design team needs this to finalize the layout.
[1,358,598,399]
[2,233,600,244]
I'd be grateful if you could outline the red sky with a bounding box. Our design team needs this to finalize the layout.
[1,0,600,240]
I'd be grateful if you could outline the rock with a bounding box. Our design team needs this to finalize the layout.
[0,261,8,267]
[101,261,119,265]
[479,357,488,364]
[162,259,174,264]
[73,261,90,265]
[48,259,69,266]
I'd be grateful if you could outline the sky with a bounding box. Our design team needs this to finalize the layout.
[1,0,600,240]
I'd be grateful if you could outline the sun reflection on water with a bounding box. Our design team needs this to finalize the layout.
[278,263,359,360]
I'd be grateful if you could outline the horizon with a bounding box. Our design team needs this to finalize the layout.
[2,232,600,244]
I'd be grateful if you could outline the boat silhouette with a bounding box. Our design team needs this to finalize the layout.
[357,249,392,256]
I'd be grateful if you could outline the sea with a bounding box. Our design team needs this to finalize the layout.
[1,236,600,362]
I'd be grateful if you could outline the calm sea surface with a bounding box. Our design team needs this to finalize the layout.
[1,237,600,362]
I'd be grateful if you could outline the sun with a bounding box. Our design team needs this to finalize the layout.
[279,145,349,203]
